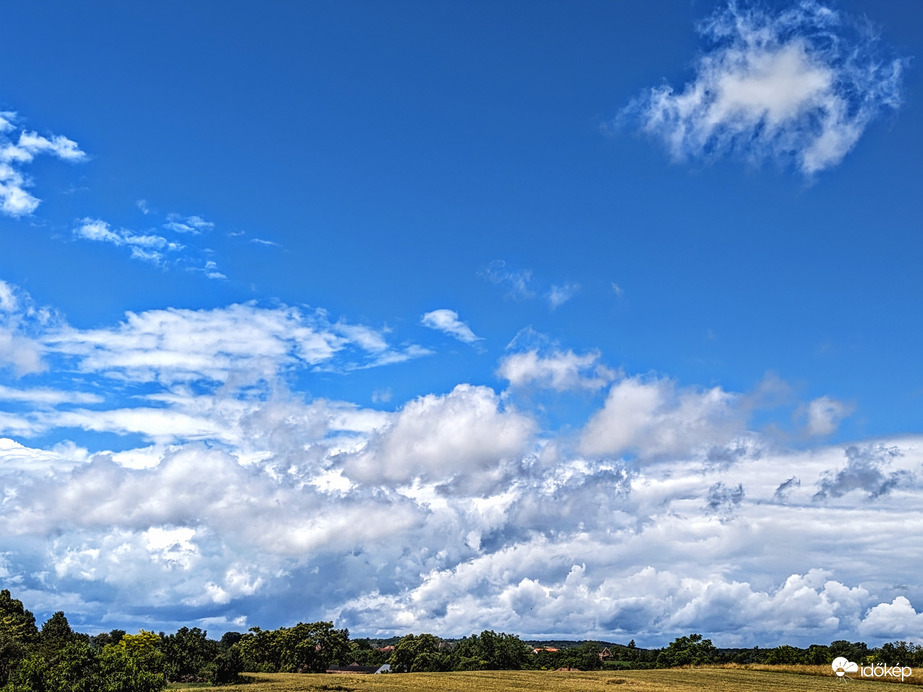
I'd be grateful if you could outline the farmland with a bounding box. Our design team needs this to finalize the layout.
[179,665,923,691]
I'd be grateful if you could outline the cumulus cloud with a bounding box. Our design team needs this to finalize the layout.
[2,279,922,644]
[421,309,481,344]
[580,376,741,460]
[341,384,535,488]
[799,395,853,436]
[498,348,614,391]
[626,1,905,175]
[860,597,923,639]
[0,111,85,216]
[814,445,908,501]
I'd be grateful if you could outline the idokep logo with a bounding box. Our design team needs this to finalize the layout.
[831,656,913,682]
[831,657,858,678]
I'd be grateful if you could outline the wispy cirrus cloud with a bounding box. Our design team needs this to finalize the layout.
[163,213,214,234]
[482,260,581,309]
[73,218,183,264]
[625,0,906,176]
[44,302,421,387]
[421,309,481,344]
[0,111,85,217]
[481,259,534,300]
[547,282,580,310]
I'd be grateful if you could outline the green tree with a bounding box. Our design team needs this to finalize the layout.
[0,590,39,687]
[97,645,165,692]
[6,640,99,692]
[159,627,218,682]
[656,634,719,667]
[452,630,532,671]
[389,633,444,673]
[236,622,350,673]
[38,612,77,658]
[202,645,243,685]
[765,644,804,665]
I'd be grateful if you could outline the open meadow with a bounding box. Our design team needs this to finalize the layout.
[177,666,923,692]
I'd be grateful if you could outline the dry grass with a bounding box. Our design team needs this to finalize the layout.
[174,665,921,691]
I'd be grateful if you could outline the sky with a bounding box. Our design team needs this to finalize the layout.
[0,0,921,648]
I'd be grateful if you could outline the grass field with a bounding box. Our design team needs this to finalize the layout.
[172,665,922,691]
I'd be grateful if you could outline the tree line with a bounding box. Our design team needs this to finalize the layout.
[2,589,922,690]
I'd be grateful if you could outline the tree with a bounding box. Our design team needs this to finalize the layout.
[7,640,99,692]
[656,634,719,667]
[0,590,39,686]
[236,621,350,673]
[160,627,218,682]
[452,630,532,671]
[389,633,444,673]
[39,612,78,657]
[98,645,166,692]
[765,645,804,665]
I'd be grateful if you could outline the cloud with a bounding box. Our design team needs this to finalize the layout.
[860,597,923,639]
[580,375,742,460]
[0,385,101,407]
[341,384,535,488]
[547,283,579,310]
[481,260,534,300]
[44,301,424,388]
[3,278,923,643]
[626,0,906,175]
[0,280,56,377]
[799,395,852,436]
[421,309,481,344]
[163,213,214,234]
[813,445,908,501]
[0,111,85,216]
[73,218,183,265]
[498,348,614,391]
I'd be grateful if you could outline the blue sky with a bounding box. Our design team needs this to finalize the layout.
[1,0,921,647]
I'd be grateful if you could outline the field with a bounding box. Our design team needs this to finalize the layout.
[174,665,923,691]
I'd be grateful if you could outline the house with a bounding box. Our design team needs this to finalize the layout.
[599,647,613,660]
[532,646,559,654]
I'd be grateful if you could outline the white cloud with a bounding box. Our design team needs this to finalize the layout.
[43,302,416,386]
[163,213,214,234]
[2,279,923,643]
[627,1,905,175]
[341,384,535,487]
[0,385,101,407]
[0,281,55,377]
[860,597,923,639]
[421,309,481,344]
[498,348,614,391]
[73,218,183,265]
[580,376,741,460]
[0,112,85,216]
[547,283,579,310]
[799,395,853,436]
[481,260,534,300]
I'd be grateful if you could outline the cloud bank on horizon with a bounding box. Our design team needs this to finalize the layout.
[0,0,920,649]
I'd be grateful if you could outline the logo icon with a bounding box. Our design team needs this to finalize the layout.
[832,657,859,678]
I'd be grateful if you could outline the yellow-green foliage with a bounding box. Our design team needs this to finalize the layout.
[119,629,162,653]
[173,666,923,691]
